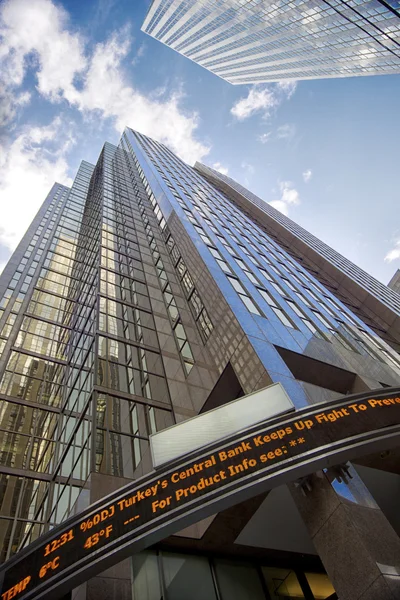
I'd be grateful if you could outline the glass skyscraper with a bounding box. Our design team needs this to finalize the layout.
[0,128,400,600]
[141,0,400,83]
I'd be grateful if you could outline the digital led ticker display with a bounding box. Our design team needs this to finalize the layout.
[1,389,400,600]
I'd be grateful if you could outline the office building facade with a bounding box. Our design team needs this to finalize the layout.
[0,128,400,600]
[142,0,400,83]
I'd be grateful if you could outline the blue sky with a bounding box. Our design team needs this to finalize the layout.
[0,0,399,284]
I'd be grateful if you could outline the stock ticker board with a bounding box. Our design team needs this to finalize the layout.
[1,388,400,600]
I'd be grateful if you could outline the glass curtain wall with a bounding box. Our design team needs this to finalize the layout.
[132,550,337,600]
[0,140,179,561]
[0,164,94,561]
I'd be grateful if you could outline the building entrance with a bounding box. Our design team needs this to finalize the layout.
[132,550,337,600]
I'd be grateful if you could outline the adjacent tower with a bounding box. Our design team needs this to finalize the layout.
[0,128,400,600]
[142,0,400,83]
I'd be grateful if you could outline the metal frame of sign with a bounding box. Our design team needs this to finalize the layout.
[1,387,400,600]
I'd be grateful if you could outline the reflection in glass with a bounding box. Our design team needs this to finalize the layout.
[163,552,218,600]
[262,567,305,599]
[215,560,265,600]
[305,573,336,599]
[132,551,162,600]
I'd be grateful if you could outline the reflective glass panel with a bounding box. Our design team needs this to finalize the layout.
[305,573,336,599]
[215,560,265,600]
[262,567,305,599]
[163,552,217,600]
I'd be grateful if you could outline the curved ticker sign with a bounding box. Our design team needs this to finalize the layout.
[1,388,400,600]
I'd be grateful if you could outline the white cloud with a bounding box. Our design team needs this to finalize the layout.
[231,81,297,121]
[0,117,74,252]
[93,0,118,28]
[268,200,289,216]
[212,162,229,176]
[0,89,31,129]
[132,42,146,66]
[268,181,300,216]
[231,87,278,121]
[277,80,297,99]
[73,29,209,164]
[0,0,209,165]
[0,0,211,269]
[384,241,400,263]
[277,123,296,139]
[240,161,255,187]
[280,182,300,206]
[241,161,255,176]
[302,168,312,183]
[258,132,271,144]
[0,0,87,102]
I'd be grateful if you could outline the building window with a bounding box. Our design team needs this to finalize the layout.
[227,276,261,316]
[286,300,323,338]
[173,321,194,374]
[258,289,294,328]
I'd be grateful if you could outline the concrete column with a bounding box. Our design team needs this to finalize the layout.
[289,464,400,600]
